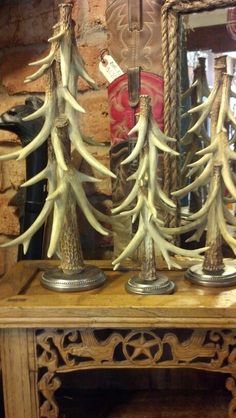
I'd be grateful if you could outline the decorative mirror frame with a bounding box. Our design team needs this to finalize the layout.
[161,0,236,213]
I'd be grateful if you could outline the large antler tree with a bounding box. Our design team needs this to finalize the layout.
[173,56,236,287]
[0,2,116,291]
[112,95,207,295]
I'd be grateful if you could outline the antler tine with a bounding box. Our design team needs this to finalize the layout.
[149,130,179,156]
[187,153,211,168]
[121,95,150,166]
[21,160,56,188]
[217,73,232,134]
[224,205,236,226]
[156,181,176,209]
[127,152,148,181]
[71,43,98,89]
[62,166,109,236]
[160,215,207,236]
[17,95,56,161]
[196,135,218,156]
[48,22,66,43]
[24,63,50,83]
[111,152,148,215]
[181,79,199,100]
[112,215,146,269]
[172,159,212,198]
[0,100,54,161]
[217,197,236,255]
[60,86,86,113]
[222,156,236,200]
[22,98,49,122]
[0,175,56,252]
[47,166,69,258]
[187,83,219,134]
[185,219,207,243]
[117,194,144,219]
[47,160,105,257]
[66,107,116,179]
[188,178,220,221]
[147,219,208,270]
[0,149,20,161]
[51,127,68,171]
[150,115,176,143]
[28,47,57,67]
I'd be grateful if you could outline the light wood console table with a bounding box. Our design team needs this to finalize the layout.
[1,260,236,418]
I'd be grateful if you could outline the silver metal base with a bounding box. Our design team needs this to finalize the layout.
[41,265,106,292]
[125,274,175,295]
[185,263,236,287]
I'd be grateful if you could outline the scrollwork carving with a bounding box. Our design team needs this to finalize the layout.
[209,330,236,371]
[36,327,236,418]
[36,328,236,372]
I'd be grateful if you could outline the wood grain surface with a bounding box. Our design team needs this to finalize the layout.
[0,260,236,328]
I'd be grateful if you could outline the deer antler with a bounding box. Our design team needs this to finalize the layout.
[112,95,207,272]
[0,3,115,261]
[1,161,57,253]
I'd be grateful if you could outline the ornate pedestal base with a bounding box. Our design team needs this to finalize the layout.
[185,263,236,287]
[41,265,106,292]
[125,274,175,295]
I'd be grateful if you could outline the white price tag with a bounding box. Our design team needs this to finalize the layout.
[99,54,124,83]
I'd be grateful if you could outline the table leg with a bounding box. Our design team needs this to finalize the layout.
[38,371,61,418]
[226,374,236,418]
[1,328,39,418]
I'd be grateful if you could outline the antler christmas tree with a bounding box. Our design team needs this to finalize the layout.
[173,56,236,286]
[112,95,207,294]
[0,3,116,290]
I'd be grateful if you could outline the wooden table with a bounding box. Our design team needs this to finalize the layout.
[1,259,236,418]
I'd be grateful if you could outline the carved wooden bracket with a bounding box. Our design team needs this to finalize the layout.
[36,327,236,417]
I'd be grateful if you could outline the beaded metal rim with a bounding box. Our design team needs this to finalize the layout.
[41,265,107,292]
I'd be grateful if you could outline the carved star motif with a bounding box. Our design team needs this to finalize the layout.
[126,333,159,361]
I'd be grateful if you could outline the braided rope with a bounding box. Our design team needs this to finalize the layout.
[162,0,234,13]
[162,0,234,227]
[162,7,181,227]
[169,0,234,13]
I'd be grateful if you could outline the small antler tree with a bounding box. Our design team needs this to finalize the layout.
[112,95,207,295]
[173,56,236,287]
[0,3,116,291]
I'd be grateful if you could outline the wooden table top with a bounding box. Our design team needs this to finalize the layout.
[0,259,236,328]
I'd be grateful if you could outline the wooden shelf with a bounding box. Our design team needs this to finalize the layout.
[1,260,236,418]
[1,259,236,328]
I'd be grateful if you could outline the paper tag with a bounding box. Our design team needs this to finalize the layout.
[99,54,124,83]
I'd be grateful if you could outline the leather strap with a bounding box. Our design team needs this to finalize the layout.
[128,67,141,107]
[128,0,143,31]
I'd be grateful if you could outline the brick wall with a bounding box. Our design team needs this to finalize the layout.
[0,0,111,276]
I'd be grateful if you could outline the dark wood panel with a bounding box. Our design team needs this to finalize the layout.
[0,373,4,418]
[0,369,230,418]
[57,388,230,418]
[61,369,226,391]
[187,24,236,52]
